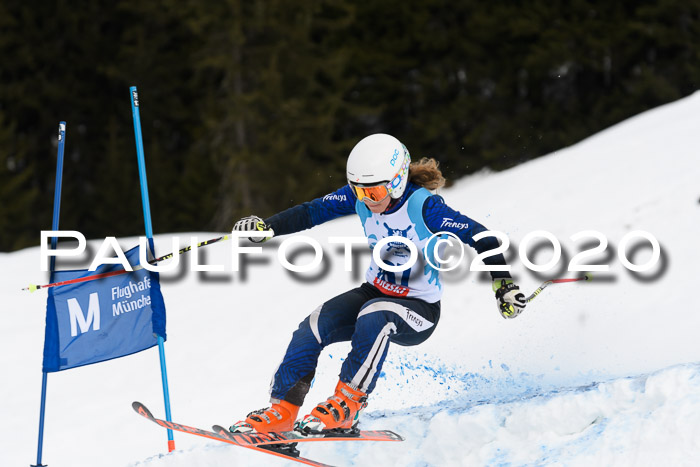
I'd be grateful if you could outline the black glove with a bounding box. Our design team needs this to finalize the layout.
[493,279,526,319]
[233,215,274,243]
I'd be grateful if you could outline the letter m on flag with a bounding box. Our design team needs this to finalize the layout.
[67,293,101,337]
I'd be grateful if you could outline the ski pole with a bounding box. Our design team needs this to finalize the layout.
[150,234,229,264]
[23,234,230,292]
[524,273,592,303]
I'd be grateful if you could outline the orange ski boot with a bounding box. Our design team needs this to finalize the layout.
[230,399,300,434]
[296,381,368,434]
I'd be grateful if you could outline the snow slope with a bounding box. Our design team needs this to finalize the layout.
[2,91,699,467]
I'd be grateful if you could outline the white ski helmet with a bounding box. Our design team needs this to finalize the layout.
[346,133,411,200]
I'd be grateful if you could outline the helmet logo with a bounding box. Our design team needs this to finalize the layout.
[390,149,399,166]
[388,154,409,191]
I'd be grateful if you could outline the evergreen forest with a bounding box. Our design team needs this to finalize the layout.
[1,0,698,251]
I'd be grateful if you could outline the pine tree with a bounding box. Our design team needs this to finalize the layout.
[0,111,40,250]
[182,0,356,228]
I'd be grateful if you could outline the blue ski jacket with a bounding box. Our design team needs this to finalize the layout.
[265,182,512,287]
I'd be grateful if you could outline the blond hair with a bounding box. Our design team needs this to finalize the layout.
[408,157,446,191]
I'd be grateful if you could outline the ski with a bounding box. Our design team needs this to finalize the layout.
[132,401,403,466]
[133,401,331,466]
[211,423,404,445]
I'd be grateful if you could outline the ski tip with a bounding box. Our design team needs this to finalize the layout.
[132,401,154,418]
[213,425,234,439]
[378,430,405,441]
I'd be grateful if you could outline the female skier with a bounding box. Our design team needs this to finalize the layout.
[230,133,525,435]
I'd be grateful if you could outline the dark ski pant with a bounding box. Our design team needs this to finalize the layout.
[270,282,440,406]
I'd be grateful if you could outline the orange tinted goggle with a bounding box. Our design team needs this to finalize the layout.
[350,183,390,202]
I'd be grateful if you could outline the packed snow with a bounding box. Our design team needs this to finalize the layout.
[2,91,700,466]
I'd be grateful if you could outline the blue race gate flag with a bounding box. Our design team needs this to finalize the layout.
[42,245,166,372]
